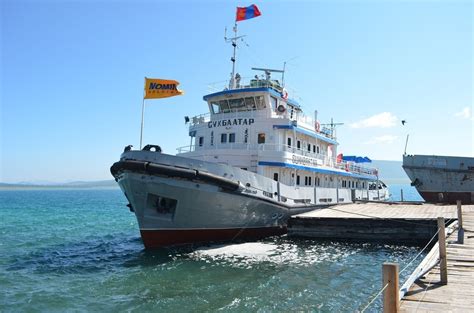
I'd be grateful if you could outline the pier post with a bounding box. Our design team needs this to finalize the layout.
[382,263,400,313]
[457,200,464,244]
[400,189,404,202]
[437,217,448,285]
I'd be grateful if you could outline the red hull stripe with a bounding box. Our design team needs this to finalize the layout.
[419,191,473,204]
[140,227,287,248]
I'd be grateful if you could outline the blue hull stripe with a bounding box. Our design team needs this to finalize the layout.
[258,161,376,180]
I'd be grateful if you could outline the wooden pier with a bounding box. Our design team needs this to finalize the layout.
[288,202,459,244]
[288,201,474,312]
[400,206,474,312]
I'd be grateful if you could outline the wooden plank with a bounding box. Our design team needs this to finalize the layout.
[400,204,474,312]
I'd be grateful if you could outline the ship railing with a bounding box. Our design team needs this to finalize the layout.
[207,76,284,94]
[176,142,260,154]
[176,142,378,176]
[271,111,337,140]
[189,113,211,126]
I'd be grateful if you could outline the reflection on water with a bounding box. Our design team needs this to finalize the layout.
[1,189,425,312]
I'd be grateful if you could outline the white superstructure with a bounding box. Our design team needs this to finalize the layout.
[176,75,386,205]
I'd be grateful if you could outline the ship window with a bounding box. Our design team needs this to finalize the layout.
[245,97,256,110]
[296,175,300,185]
[307,144,311,152]
[244,128,248,143]
[273,173,279,181]
[255,96,265,109]
[198,136,204,147]
[211,102,220,114]
[297,140,301,149]
[304,176,308,186]
[287,138,292,147]
[309,177,312,186]
[221,133,227,143]
[317,146,320,154]
[270,96,278,110]
[229,133,236,143]
[211,131,214,145]
[313,145,316,153]
[258,133,265,144]
[211,100,230,113]
[229,98,246,111]
[316,176,320,186]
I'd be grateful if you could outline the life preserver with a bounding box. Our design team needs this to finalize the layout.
[281,89,288,100]
[345,163,350,172]
[277,104,286,113]
[315,121,320,132]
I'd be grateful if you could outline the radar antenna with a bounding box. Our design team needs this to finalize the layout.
[251,67,285,84]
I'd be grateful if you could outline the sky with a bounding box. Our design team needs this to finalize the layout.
[1,0,472,183]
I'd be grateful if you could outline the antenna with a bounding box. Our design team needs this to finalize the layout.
[404,134,410,155]
[224,24,246,89]
[321,118,344,138]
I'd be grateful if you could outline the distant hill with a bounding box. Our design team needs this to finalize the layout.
[0,180,118,190]
[371,160,410,184]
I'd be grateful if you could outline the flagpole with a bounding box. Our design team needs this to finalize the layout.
[140,78,146,149]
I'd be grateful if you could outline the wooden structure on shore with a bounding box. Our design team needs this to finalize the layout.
[400,207,474,312]
[288,202,474,311]
[288,202,458,245]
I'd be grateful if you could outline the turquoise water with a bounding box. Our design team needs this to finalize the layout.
[1,188,424,312]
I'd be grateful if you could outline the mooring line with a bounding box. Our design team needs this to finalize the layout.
[360,283,389,312]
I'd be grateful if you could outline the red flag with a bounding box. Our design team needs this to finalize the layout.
[236,4,261,22]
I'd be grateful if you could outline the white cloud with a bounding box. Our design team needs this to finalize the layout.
[350,112,398,128]
[364,135,399,145]
[454,107,473,120]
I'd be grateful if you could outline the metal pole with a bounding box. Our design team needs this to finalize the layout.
[140,80,146,149]
[230,23,237,89]
[404,134,409,155]
[377,174,380,201]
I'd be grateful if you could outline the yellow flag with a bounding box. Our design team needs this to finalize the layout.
[144,78,184,99]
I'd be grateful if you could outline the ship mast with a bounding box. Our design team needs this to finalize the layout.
[225,24,245,89]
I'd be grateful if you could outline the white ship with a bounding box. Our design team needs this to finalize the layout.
[110,25,389,248]
[403,154,474,204]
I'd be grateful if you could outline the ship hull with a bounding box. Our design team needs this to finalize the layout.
[403,154,474,204]
[112,150,387,248]
[112,152,296,248]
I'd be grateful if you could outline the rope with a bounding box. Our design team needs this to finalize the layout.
[413,270,435,312]
[325,206,445,227]
[360,283,389,312]
[399,228,440,275]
